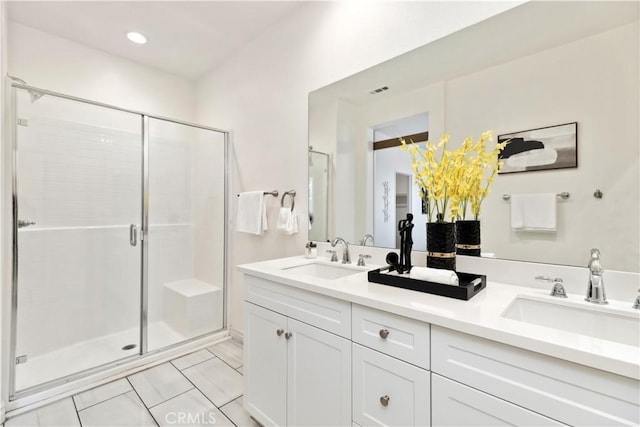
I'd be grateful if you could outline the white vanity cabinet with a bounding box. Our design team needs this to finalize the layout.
[244,276,352,427]
[351,305,431,426]
[241,262,640,427]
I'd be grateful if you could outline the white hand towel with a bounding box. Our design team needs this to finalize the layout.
[236,191,268,235]
[409,267,459,286]
[510,193,557,232]
[277,207,299,235]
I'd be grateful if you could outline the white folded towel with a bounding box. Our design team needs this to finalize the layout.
[510,193,557,232]
[277,207,299,235]
[409,267,459,286]
[236,191,268,235]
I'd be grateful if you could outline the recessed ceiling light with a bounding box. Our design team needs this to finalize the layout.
[126,32,147,45]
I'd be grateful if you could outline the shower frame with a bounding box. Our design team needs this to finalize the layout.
[6,82,230,403]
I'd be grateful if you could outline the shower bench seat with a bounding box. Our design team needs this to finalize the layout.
[163,278,223,337]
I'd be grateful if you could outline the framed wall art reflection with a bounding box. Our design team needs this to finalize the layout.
[498,122,577,174]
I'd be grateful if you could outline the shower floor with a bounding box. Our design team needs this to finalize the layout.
[15,321,187,392]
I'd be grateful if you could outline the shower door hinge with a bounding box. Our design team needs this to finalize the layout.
[17,118,28,127]
[15,355,28,365]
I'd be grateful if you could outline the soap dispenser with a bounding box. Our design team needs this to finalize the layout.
[305,242,317,259]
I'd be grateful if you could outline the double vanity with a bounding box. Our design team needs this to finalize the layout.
[238,256,640,426]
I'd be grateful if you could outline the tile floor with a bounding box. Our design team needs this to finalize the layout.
[5,339,259,427]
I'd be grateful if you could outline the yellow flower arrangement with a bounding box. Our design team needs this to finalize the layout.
[400,131,508,222]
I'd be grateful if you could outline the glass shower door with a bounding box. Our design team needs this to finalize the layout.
[146,118,226,352]
[12,88,143,393]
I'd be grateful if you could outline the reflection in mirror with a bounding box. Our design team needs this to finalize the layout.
[308,1,639,271]
[372,113,429,250]
[308,149,330,242]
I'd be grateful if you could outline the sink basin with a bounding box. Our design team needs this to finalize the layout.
[502,296,640,347]
[281,262,365,280]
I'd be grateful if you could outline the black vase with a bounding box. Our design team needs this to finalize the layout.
[456,220,481,256]
[426,221,456,270]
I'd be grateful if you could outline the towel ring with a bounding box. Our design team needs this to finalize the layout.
[281,190,296,212]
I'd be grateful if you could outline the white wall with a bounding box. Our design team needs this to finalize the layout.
[8,23,196,121]
[195,1,524,332]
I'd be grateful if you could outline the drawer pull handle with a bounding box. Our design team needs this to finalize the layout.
[285,332,293,340]
[379,329,389,339]
[380,395,390,407]
[276,329,284,337]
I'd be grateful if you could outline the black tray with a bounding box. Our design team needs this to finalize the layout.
[367,269,486,301]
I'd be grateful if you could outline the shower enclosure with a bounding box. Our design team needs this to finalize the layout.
[308,150,329,242]
[8,83,228,399]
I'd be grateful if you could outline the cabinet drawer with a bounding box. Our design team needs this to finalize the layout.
[352,344,430,427]
[352,304,429,369]
[432,374,566,426]
[431,326,640,426]
[245,275,351,338]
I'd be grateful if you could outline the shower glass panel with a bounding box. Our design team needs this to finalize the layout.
[13,88,143,392]
[308,151,329,242]
[147,118,226,352]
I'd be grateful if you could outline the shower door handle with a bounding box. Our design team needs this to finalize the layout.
[130,224,138,246]
[17,219,36,228]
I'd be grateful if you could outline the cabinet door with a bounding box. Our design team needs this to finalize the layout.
[432,374,566,426]
[352,344,430,427]
[244,303,287,426]
[287,318,351,426]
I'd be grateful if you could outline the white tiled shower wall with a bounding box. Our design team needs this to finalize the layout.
[14,99,223,359]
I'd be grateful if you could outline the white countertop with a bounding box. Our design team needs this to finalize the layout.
[238,256,640,380]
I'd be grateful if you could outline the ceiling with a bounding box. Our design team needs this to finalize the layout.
[7,1,303,80]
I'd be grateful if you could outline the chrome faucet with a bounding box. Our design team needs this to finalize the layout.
[360,234,374,246]
[331,237,351,264]
[585,248,607,305]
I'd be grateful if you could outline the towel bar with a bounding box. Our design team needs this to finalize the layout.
[502,192,569,201]
[236,190,278,197]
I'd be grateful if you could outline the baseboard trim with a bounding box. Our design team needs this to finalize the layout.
[229,328,243,344]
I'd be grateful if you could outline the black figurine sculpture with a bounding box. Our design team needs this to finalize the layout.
[398,213,414,274]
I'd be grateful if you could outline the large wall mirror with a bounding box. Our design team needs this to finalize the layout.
[308,1,639,272]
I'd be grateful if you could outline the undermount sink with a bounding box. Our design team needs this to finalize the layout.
[502,296,640,347]
[281,262,366,280]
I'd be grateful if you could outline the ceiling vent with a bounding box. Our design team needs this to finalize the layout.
[369,86,389,95]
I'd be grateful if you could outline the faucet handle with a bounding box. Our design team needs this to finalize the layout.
[326,250,338,262]
[550,280,567,298]
[535,276,567,297]
[357,254,372,267]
